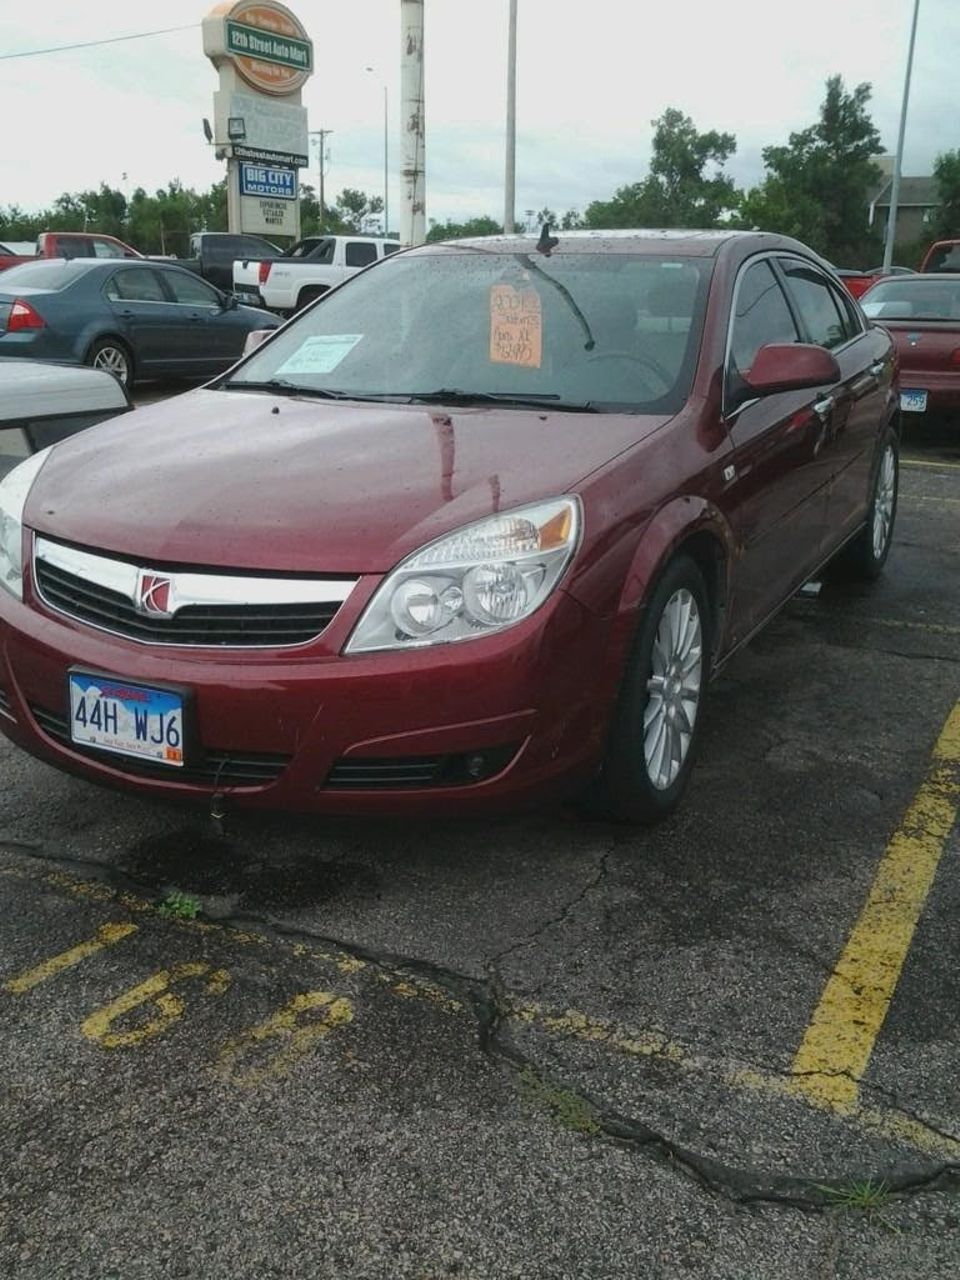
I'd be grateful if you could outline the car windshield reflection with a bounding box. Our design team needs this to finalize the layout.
[225,249,711,414]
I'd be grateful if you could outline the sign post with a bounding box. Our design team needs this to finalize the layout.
[203,1,313,238]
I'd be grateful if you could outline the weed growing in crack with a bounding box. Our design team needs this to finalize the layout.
[519,1066,600,1136]
[157,890,201,921]
[815,1179,900,1231]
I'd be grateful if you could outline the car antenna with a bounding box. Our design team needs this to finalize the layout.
[537,222,559,256]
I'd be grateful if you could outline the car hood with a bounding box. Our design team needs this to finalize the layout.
[25,388,669,573]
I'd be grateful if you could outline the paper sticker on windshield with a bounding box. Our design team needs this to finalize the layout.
[275,335,363,376]
[490,285,542,368]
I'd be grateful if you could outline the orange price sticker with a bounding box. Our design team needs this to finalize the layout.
[490,285,543,368]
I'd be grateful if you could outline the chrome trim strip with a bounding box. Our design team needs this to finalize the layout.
[33,536,357,649]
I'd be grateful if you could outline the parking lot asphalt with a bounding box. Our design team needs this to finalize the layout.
[1,404,959,1278]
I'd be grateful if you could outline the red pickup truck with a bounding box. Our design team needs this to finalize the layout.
[0,231,142,273]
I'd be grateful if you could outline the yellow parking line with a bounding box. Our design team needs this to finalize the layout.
[3,922,137,994]
[790,702,960,1112]
[901,456,960,471]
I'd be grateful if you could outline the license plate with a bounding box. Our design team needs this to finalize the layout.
[900,389,928,413]
[68,672,184,767]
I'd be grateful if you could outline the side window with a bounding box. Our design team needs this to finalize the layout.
[345,241,378,268]
[105,267,167,302]
[92,239,125,259]
[729,259,800,377]
[59,238,93,260]
[830,280,864,338]
[383,242,400,255]
[205,238,233,266]
[164,271,222,305]
[780,262,849,349]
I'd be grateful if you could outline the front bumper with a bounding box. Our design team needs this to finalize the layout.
[0,566,614,815]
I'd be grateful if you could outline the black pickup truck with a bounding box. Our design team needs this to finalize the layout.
[173,232,284,293]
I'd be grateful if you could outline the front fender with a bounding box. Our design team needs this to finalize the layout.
[578,496,737,733]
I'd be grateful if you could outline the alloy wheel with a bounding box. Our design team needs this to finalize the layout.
[872,444,896,560]
[643,587,703,791]
[93,346,130,384]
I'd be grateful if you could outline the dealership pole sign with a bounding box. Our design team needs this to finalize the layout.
[203,1,313,236]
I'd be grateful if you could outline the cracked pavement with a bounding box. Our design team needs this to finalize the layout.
[0,419,959,1277]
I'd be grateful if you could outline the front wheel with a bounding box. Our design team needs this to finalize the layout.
[827,431,898,581]
[589,555,711,823]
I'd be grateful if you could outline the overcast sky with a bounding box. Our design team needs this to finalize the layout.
[1,0,958,229]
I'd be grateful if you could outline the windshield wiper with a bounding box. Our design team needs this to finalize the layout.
[404,389,598,412]
[222,380,394,402]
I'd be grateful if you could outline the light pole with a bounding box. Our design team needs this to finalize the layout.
[366,67,389,236]
[504,0,517,234]
[310,129,333,230]
[883,0,921,272]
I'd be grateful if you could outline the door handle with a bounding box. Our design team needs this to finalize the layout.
[869,360,885,377]
[119,309,135,318]
[813,395,835,421]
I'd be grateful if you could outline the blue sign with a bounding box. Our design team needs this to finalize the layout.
[239,164,298,200]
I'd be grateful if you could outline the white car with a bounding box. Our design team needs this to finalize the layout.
[233,235,400,315]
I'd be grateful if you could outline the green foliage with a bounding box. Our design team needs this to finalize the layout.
[426,215,503,242]
[933,150,960,239]
[157,890,201,921]
[582,107,738,230]
[737,76,883,266]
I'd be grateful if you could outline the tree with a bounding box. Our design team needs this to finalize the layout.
[582,108,738,229]
[330,188,385,234]
[426,215,502,242]
[933,150,960,239]
[738,76,883,265]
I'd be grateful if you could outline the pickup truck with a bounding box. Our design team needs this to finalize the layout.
[0,231,142,274]
[233,234,400,315]
[171,232,283,294]
[919,240,960,273]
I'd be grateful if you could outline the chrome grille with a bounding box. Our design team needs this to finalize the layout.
[30,704,290,787]
[326,756,446,789]
[33,538,355,649]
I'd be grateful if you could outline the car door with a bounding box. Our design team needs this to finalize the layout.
[103,266,181,373]
[160,270,235,373]
[778,258,891,547]
[723,257,840,640]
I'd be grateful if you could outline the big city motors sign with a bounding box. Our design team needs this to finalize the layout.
[205,1,312,96]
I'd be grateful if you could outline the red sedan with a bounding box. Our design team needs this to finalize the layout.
[0,231,899,823]
[861,274,960,417]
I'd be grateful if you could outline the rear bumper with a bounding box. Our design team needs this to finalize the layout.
[899,371,960,413]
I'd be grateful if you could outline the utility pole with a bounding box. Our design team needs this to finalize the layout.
[883,0,921,273]
[400,0,425,246]
[310,129,333,230]
[504,0,517,234]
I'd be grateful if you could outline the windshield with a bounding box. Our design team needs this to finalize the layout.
[225,248,711,412]
[862,280,960,321]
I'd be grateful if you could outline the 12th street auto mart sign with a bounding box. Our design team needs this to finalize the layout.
[204,1,313,97]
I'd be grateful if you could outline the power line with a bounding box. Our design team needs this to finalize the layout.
[0,24,199,62]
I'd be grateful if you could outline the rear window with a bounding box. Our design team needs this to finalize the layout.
[862,281,960,321]
[0,261,92,290]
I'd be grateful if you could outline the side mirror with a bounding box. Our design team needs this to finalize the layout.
[242,328,274,357]
[744,343,841,396]
[223,292,239,311]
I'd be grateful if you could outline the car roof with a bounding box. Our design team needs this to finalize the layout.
[407,228,822,259]
[0,360,128,423]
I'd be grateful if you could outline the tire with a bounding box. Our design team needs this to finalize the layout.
[296,285,329,312]
[826,430,899,581]
[589,555,712,824]
[86,337,134,387]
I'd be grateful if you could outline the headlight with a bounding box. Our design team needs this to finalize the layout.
[0,448,52,600]
[345,497,581,653]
